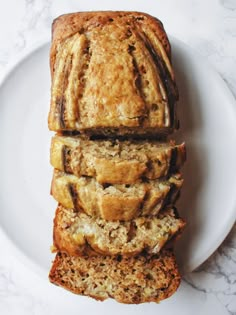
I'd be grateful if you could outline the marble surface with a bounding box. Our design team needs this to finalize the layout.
[0,1,236,314]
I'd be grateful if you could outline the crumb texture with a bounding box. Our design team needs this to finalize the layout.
[53,205,185,256]
[50,136,186,184]
[49,250,181,304]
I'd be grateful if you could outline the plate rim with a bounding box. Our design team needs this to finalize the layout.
[0,37,52,280]
[0,36,236,278]
[171,37,236,273]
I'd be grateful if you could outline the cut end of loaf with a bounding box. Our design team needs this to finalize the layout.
[49,250,181,304]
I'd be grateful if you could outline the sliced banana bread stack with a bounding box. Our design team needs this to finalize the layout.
[48,11,186,304]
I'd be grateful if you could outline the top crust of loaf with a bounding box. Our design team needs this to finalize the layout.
[48,11,178,135]
[50,11,172,74]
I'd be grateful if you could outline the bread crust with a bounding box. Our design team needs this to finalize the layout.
[50,11,172,76]
[50,135,186,184]
[48,11,178,135]
[51,170,183,221]
[49,250,181,304]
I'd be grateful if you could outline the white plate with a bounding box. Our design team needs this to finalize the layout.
[0,36,236,281]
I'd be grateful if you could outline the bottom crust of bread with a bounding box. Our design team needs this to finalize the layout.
[49,250,181,304]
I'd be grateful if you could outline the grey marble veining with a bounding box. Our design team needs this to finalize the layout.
[220,0,236,10]
[185,223,236,314]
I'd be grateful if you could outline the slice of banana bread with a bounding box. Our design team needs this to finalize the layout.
[51,135,186,184]
[48,11,178,136]
[49,249,181,303]
[53,205,185,257]
[51,170,183,221]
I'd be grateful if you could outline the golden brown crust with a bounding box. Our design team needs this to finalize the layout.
[50,11,172,75]
[50,135,186,184]
[53,205,186,257]
[51,170,183,221]
[49,250,181,304]
[48,11,178,134]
